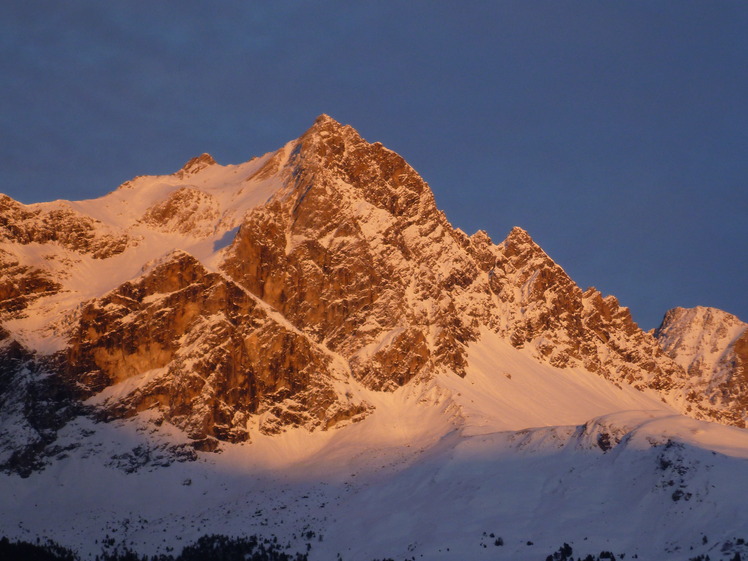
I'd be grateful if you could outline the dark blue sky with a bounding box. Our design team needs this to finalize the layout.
[2,2,746,329]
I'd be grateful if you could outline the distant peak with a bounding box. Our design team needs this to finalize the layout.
[658,306,744,331]
[177,153,217,176]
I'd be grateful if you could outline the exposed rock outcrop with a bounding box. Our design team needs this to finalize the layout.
[139,187,220,237]
[64,251,368,442]
[175,153,217,178]
[0,250,61,315]
[0,194,128,258]
[223,115,480,388]
[655,306,748,427]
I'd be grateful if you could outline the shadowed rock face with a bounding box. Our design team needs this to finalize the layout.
[64,251,368,442]
[0,336,86,477]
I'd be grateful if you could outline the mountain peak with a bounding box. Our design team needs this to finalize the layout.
[309,113,344,132]
[301,114,360,145]
[178,153,217,176]
[656,306,745,337]
[314,113,338,125]
[4,114,748,451]
[4,115,748,560]
[506,226,532,243]
[498,226,547,261]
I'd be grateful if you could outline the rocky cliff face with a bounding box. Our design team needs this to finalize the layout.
[223,115,480,390]
[0,115,746,475]
[485,228,688,392]
[655,306,748,426]
[64,251,368,442]
[0,254,60,315]
[0,194,128,258]
[220,116,738,425]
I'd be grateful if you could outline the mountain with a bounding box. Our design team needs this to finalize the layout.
[654,306,748,426]
[1,115,747,561]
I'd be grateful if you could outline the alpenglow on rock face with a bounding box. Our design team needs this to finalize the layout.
[0,115,746,475]
[654,306,748,427]
[64,251,368,442]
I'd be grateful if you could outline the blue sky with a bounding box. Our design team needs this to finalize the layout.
[1,2,746,329]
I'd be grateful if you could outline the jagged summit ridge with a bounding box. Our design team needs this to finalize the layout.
[2,116,748,561]
[223,113,472,389]
[1,115,747,475]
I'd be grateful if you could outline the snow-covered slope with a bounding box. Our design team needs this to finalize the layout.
[2,115,748,560]
[1,336,747,560]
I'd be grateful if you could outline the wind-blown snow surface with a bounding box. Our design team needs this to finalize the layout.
[2,331,748,561]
